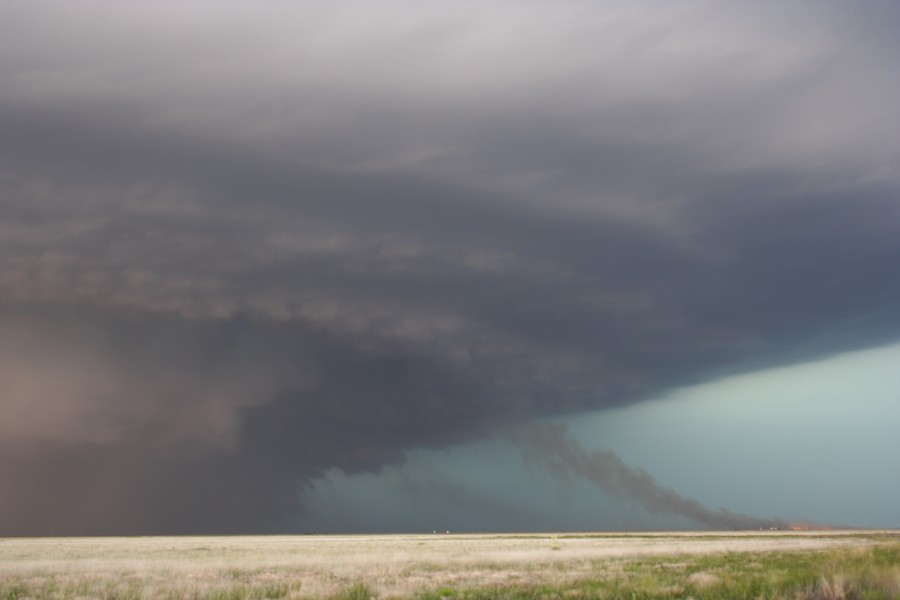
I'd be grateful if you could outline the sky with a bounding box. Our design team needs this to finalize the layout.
[0,0,898,536]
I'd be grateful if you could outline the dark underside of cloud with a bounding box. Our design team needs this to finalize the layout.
[1,1,899,535]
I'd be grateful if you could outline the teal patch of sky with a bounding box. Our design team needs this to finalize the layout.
[567,341,900,528]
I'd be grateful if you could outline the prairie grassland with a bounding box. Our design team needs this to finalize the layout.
[0,531,897,599]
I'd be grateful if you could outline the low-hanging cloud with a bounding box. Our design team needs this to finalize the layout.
[0,0,898,534]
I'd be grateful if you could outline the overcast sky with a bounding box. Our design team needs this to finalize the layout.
[1,0,898,535]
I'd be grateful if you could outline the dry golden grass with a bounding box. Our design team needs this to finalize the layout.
[0,530,896,598]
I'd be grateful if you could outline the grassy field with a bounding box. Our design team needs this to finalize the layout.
[1,531,897,599]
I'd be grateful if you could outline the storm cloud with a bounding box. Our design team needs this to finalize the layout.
[1,1,898,534]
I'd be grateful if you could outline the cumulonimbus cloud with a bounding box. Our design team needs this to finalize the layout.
[0,0,898,534]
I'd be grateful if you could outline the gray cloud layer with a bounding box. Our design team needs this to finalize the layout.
[1,1,898,534]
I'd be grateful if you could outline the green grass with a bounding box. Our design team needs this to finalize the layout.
[416,544,900,600]
[335,583,375,600]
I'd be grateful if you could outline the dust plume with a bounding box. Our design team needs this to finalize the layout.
[509,423,786,530]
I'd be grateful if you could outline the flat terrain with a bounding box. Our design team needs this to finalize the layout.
[1,530,898,598]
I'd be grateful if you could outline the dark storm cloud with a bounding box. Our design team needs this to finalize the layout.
[0,305,501,534]
[1,1,898,533]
